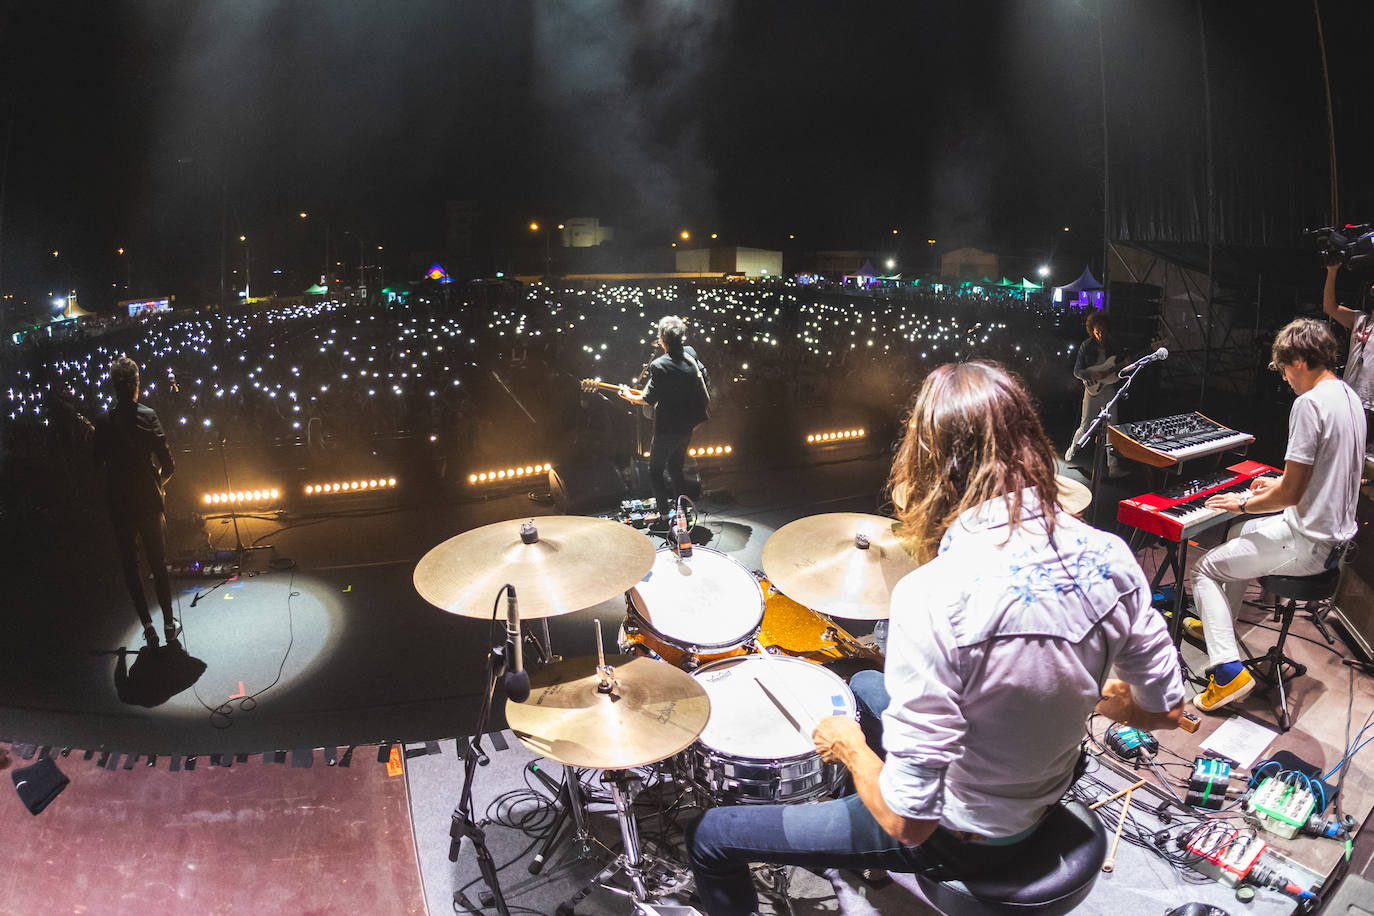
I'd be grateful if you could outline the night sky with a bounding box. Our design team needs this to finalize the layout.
[1,1,1372,314]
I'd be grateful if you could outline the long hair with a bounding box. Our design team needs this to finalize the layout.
[887,361,1060,563]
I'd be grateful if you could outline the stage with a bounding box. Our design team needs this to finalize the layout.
[3,452,1374,914]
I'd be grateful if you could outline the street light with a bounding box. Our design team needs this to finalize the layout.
[299,211,329,290]
[116,247,131,292]
[239,235,251,300]
[530,221,553,276]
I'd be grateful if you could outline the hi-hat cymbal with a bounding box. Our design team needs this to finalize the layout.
[414,516,656,619]
[506,654,711,769]
[761,513,917,621]
[1054,474,1092,517]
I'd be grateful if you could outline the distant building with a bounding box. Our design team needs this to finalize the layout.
[940,246,999,281]
[561,217,614,248]
[675,246,782,278]
[814,250,870,277]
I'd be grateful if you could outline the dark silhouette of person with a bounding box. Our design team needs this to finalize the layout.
[93,356,178,647]
[619,315,710,515]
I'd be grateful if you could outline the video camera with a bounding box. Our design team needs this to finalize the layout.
[1306,223,1374,270]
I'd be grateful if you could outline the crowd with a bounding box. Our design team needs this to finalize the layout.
[1,280,1089,491]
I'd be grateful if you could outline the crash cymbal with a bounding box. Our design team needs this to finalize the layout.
[414,516,656,619]
[761,513,917,621]
[506,654,711,769]
[1054,474,1092,517]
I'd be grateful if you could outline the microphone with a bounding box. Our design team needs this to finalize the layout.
[1118,347,1169,376]
[504,585,530,703]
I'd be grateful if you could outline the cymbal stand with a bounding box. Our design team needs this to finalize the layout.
[555,769,655,916]
[525,619,607,874]
[448,608,513,916]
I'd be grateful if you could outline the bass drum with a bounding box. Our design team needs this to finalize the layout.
[687,655,857,806]
[756,575,884,664]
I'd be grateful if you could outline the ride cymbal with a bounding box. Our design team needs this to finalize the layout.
[505,654,711,769]
[761,512,917,620]
[414,516,655,619]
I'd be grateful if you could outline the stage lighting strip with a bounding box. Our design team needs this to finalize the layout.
[807,428,866,444]
[304,478,398,495]
[203,488,281,506]
[469,463,552,485]
[688,445,732,458]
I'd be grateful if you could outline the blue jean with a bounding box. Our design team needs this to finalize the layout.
[687,670,1022,915]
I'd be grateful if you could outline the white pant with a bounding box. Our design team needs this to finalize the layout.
[1067,386,1119,468]
[1191,514,1329,668]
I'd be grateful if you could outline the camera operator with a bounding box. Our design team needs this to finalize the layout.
[1321,260,1374,443]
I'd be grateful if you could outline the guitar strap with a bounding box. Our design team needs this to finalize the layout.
[684,352,710,407]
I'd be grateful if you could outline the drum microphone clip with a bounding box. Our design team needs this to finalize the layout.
[504,584,530,703]
[674,497,693,558]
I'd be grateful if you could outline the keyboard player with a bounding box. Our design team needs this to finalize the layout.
[1188,318,1364,714]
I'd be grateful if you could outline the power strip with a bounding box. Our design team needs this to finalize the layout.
[1184,823,1266,886]
[1246,776,1317,839]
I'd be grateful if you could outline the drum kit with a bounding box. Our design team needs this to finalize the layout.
[412,488,1090,912]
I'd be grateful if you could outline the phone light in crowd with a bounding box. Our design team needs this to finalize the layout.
[688,445,732,458]
[203,488,281,506]
[806,428,866,444]
[303,478,398,495]
[468,463,552,485]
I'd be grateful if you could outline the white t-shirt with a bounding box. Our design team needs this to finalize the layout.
[1343,313,1374,410]
[1284,377,1365,544]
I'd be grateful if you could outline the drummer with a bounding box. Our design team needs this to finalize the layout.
[688,361,1184,915]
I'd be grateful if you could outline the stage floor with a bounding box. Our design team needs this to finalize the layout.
[3,450,1373,912]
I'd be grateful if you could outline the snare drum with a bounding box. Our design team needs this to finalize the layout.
[687,655,857,806]
[622,546,765,670]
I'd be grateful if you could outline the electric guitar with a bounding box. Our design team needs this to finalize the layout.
[1083,338,1167,396]
[581,378,653,418]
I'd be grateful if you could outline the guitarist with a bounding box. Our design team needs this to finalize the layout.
[1065,311,1127,478]
[619,315,710,518]
[93,356,179,647]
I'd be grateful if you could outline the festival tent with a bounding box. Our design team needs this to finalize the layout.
[1020,278,1043,290]
[305,283,328,295]
[1054,266,1105,309]
[1056,266,1102,293]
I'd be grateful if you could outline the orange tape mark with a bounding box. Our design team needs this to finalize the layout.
[229,681,246,699]
[386,745,403,777]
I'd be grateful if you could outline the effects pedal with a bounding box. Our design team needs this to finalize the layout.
[1105,724,1159,760]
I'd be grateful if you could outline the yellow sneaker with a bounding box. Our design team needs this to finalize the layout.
[1183,618,1205,642]
[1192,668,1256,713]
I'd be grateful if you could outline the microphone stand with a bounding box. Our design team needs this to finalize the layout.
[1075,361,1148,529]
[217,432,246,557]
[449,605,514,916]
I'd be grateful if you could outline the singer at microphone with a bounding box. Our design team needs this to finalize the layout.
[504,584,530,703]
[1117,346,1169,377]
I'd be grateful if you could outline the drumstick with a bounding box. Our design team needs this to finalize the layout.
[751,641,824,734]
[1088,778,1146,811]
[1100,783,1140,873]
[753,676,816,737]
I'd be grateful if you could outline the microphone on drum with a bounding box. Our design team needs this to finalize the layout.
[505,584,531,703]
[1118,347,1168,377]
[675,496,693,558]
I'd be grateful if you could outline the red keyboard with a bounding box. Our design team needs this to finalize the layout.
[1117,459,1282,542]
